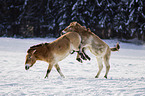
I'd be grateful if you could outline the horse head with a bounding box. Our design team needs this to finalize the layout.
[61,22,78,35]
[25,50,37,70]
[61,22,88,35]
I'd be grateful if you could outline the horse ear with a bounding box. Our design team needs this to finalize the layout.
[87,28,91,31]
[32,50,36,54]
[73,22,77,26]
[70,22,77,26]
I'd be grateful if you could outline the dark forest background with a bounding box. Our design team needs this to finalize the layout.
[0,0,145,41]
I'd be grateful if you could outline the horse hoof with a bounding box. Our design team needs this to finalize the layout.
[95,76,98,78]
[44,76,48,78]
[104,76,107,79]
[62,76,65,78]
[80,54,87,60]
[87,57,91,61]
[76,58,83,63]
[85,55,91,61]
[71,50,75,54]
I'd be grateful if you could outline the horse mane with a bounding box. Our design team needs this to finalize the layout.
[27,43,49,53]
[75,22,90,32]
[69,22,92,36]
[70,22,82,27]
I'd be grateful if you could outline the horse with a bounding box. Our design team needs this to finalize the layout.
[25,32,85,78]
[61,22,120,79]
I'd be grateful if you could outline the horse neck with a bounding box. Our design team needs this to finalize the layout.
[34,45,49,61]
[75,26,89,37]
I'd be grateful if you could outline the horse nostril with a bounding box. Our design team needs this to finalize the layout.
[25,64,30,70]
[25,66,29,70]
[25,66,28,70]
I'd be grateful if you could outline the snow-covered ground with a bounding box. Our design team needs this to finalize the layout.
[0,37,145,96]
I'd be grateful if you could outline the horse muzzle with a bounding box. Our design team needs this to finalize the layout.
[25,64,30,70]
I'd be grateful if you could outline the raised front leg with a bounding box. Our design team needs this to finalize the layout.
[70,50,83,63]
[70,50,75,54]
[78,51,87,60]
[76,44,88,62]
[54,64,65,78]
[45,64,53,78]
[76,52,83,63]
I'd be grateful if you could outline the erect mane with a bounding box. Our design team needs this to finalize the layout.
[70,22,77,26]
[69,22,92,34]
[70,22,82,27]
[27,43,49,53]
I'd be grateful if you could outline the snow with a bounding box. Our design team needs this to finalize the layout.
[0,37,145,96]
[59,21,64,26]
[129,0,134,8]
[119,25,122,29]
[96,0,103,7]
[131,28,136,36]
[81,1,83,5]
[99,16,107,27]
[141,13,145,18]
[72,2,77,10]
[125,9,135,25]
[129,9,135,19]
[23,0,28,9]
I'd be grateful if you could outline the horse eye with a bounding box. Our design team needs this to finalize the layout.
[28,56,31,59]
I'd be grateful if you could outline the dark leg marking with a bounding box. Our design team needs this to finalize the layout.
[79,52,87,60]
[104,75,107,79]
[55,64,65,78]
[76,58,83,63]
[45,69,51,78]
[95,75,98,78]
[71,50,75,54]
[76,51,87,60]
[82,48,91,61]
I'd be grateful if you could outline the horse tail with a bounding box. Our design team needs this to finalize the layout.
[110,42,120,51]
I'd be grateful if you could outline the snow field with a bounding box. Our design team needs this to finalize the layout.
[0,37,145,96]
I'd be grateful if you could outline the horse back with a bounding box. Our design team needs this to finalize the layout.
[50,32,80,55]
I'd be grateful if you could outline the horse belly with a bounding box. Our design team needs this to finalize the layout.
[53,42,71,62]
[54,52,70,63]
[89,45,107,57]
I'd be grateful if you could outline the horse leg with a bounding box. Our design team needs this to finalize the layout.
[75,44,87,63]
[70,49,83,63]
[45,64,53,78]
[95,57,103,78]
[54,63,65,78]
[77,44,87,60]
[76,53,83,63]
[82,47,91,61]
[70,50,83,63]
[77,51,87,60]
[71,50,75,54]
[103,54,110,79]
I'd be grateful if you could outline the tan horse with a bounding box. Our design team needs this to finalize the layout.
[61,22,120,79]
[25,32,85,78]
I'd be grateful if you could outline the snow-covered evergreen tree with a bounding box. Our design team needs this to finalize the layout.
[0,0,145,41]
[0,0,24,36]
